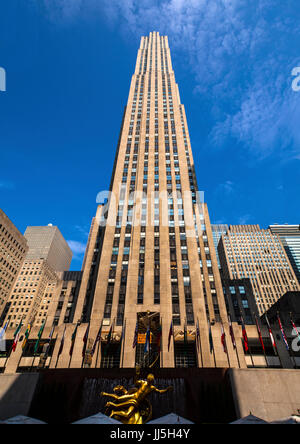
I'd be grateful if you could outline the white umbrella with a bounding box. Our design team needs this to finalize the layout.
[270,416,300,424]
[148,413,194,424]
[0,415,46,424]
[231,414,268,424]
[73,412,121,424]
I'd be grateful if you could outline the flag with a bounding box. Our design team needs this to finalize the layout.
[221,323,227,353]
[118,321,126,351]
[0,321,8,341]
[168,320,173,352]
[58,326,66,356]
[254,314,265,352]
[22,322,32,350]
[91,321,103,356]
[82,323,90,358]
[34,320,46,354]
[240,316,249,353]
[144,326,151,354]
[277,314,289,350]
[12,319,23,352]
[156,322,162,353]
[132,320,138,348]
[290,316,300,343]
[196,319,200,351]
[183,320,188,357]
[265,314,277,353]
[69,323,79,356]
[104,321,114,356]
[44,325,55,360]
[208,320,214,354]
[228,316,236,349]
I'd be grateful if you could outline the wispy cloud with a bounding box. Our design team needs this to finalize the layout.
[0,180,15,190]
[238,214,252,225]
[215,180,235,196]
[67,240,86,257]
[40,0,300,160]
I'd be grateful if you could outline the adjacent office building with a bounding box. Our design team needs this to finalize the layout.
[269,224,300,284]
[219,225,300,315]
[211,224,228,269]
[2,225,72,329]
[24,225,72,272]
[0,209,28,320]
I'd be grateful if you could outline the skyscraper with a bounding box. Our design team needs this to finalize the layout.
[24,225,72,272]
[0,209,28,321]
[72,32,244,369]
[269,224,300,284]
[219,225,300,315]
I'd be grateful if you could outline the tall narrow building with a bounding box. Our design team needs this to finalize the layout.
[72,32,246,370]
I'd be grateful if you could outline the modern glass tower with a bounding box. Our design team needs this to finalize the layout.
[72,32,245,369]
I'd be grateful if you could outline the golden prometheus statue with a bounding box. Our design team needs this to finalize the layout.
[101,366,173,424]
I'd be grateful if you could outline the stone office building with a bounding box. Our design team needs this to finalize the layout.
[1,33,300,425]
[218,224,300,315]
[0,209,28,322]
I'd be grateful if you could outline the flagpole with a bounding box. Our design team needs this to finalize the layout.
[196,318,202,367]
[81,321,90,369]
[69,321,80,368]
[265,313,283,368]
[221,320,230,368]
[160,317,163,368]
[96,337,101,368]
[4,317,23,370]
[254,312,268,368]
[47,332,58,369]
[229,314,240,369]
[17,316,34,372]
[207,315,216,367]
[55,326,66,369]
[240,312,254,367]
[277,311,295,369]
[290,312,299,369]
[121,319,126,368]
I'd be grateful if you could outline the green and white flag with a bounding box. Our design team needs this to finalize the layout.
[34,320,46,354]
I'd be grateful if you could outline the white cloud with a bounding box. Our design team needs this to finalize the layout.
[0,181,15,190]
[238,214,252,225]
[215,180,235,196]
[67,240,86,256]
[40,0,300,159]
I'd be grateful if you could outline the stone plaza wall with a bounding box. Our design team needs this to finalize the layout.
[0,373,39,420]
[229,368,300,422]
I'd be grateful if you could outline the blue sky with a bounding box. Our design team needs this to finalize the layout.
[0,0,299,270]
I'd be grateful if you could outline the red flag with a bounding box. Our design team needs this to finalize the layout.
[265,314,277,352]
[255,315,265,352]
[240,316,249,352]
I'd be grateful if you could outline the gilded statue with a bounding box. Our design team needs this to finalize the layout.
[101,366,173,424]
